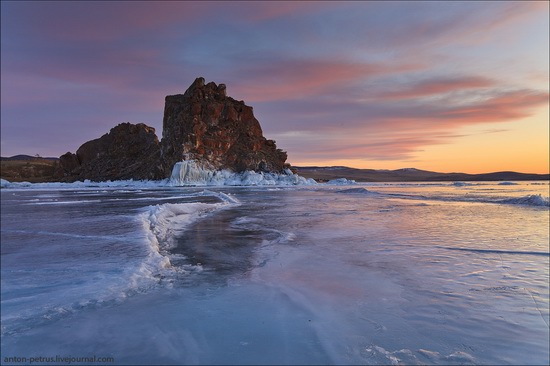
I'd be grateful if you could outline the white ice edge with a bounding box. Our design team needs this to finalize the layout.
[135,189,241,283]
[168,161,316,186]
[0,161,317,189]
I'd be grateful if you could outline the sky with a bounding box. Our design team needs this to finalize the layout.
[1,1,548,174]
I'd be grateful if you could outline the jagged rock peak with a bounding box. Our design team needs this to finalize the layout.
[160,77,288,175]
[182,77,228,100]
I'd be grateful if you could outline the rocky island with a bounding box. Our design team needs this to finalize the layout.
[56,77,290,182]
[3,78,548,184]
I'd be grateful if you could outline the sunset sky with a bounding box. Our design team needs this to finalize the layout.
[1,1,548,174]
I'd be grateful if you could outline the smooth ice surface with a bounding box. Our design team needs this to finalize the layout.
[1,181,549,365]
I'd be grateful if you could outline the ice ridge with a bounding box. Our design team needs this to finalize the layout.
[0,161,317,189]
[497,194,549,207]
[168,160,316,186]
[136,189,241,283]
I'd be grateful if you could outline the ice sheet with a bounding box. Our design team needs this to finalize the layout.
[1,183,548,365]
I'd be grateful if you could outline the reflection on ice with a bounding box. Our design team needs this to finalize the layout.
[1,182,548,365]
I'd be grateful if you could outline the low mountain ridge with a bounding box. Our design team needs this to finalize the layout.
[0,156,59,182]
[2,159,547,183]
[1,155,58,161]
[295,166,549,182]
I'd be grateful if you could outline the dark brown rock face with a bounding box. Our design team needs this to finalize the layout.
[57,77,288,181]
[57,122,162,181]
[160,77,288,176]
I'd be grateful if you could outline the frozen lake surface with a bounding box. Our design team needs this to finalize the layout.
[1,181,549,365]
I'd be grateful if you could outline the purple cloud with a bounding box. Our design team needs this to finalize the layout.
[1,1,547,171]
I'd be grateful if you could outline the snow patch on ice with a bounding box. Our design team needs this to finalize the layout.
[444,351,477,363]
[199,189,240,204]
[364,345,414,365]
[336,187,374,195]
[451,181,475,187]
[364,345,476,365]
[326,178,357,185]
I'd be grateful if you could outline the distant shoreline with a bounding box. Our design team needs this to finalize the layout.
[1,155,548,183]
[295,166,549,183]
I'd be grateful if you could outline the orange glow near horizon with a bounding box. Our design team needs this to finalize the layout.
[1,1,548,172]
[291,105,549,174]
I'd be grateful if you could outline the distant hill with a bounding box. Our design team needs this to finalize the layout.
[295,166,549,182]
[2,155,548,183]
[1,156,60,182]
[1,155,59,162]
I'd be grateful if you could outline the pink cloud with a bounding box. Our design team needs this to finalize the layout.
[5,47,165,91]
[236,2,329,22]
[270,88,548,163]
[435,90,549,123]
[363,89,548,132]
[466,1,549,42]
[231,59,423,102]
[277,130,463,162]
[2,0,546,166]
[386,1,547,50]
[16,2,204,42]
[10,1,333,44]
[378,76,495,100]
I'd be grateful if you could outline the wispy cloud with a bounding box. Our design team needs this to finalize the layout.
[377,76,495,100]
[263,86,548,163]
[1,1,547,171]
[229,58,423,102]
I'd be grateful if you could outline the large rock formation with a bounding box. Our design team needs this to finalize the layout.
[57,78,289,181]
[160,77,288,176]
[57,122,162,181]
